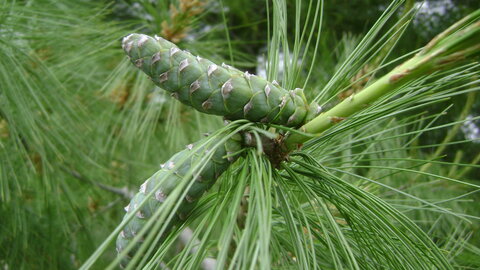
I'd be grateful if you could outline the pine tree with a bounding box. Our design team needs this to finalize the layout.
[1,1,479,270]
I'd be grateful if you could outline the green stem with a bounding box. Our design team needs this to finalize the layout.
[285,10,480,150]
[285,55,422,149]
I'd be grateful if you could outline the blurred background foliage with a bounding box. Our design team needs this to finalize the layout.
[0,0,479,269]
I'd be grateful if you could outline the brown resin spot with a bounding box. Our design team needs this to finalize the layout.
[134,58,144,68]
[389,72,408,83]
[329,116,346,123]
[159,72,169,83]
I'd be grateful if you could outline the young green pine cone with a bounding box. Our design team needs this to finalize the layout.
[116,134,242,267]
[122,33,320,127]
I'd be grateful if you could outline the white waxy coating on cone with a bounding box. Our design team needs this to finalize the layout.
[170,47,180,56]
[136,211,145,219]
[279,96,287,107]
[196,55,202,62]
[186,144,194,150]
[124,204,130,212]
[122,34,134,44]
[137,35,149,47]
[264,85,271,97]
[120,230,126,238]
[287,114,296,125]
[272,80,280,87]
[152,52,161,64]
[178,59,189,72]
[155,189,166,202]
[207,64,217,76]
[139,180,148,194]
[160,163,165,169]
[221,62,231,69]
[159,72,168,83]
[167,161,175,170]
[124,41,133,53]
[221,79,234,98]
[244,101,253,114]
[154,35,161,41]
[244,132,252,145]
[290,89,298,98]
[190,80,200,93]
[244,71,252,80]
[227,151,234,162]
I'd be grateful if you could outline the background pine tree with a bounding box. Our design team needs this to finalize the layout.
[1,0,479,269]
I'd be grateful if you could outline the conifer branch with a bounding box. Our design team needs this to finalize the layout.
[284,10,480,150]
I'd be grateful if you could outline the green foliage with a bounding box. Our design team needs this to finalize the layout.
[0,0,479,270]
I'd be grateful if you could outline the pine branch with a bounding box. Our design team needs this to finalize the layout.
[284,10,480,150]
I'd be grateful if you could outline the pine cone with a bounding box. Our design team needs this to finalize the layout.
[122,33,317,127]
